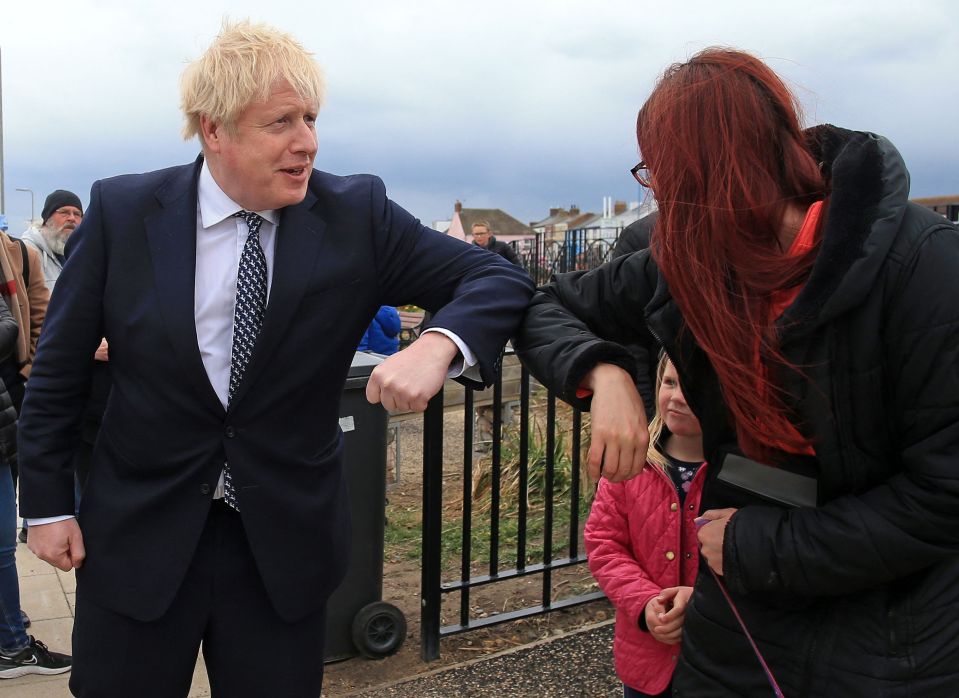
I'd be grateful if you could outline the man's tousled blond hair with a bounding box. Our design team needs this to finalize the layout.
[180,19,326,140]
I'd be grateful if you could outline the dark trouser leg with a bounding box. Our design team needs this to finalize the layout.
[70,509,213,697]
[201,505,326,698]
[71,502,327,697]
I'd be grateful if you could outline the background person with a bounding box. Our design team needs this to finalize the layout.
[610,211,659,416]
[516,47,959,695]
[470,220,520,266]
[0,289,70,678]
[610,211,656,259]
[21,190,83,290]
[21,189,103,522]
[0,218,49,547]
[585,354,705,698]
[358,305,402,355]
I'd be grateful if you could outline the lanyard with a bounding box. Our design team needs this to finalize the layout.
[707,566,786,697]
[695,515,786,697]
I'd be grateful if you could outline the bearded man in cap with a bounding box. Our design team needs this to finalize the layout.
[21,190,83,290]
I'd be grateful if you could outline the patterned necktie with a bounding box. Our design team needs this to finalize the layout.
[223,210,268,511]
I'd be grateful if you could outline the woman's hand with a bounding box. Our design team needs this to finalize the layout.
[696,508,738,575]
[582,363,648,482]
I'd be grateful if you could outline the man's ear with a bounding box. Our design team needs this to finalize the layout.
[199,115,223,154]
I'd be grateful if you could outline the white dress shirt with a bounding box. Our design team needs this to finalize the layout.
[194,161,278,410]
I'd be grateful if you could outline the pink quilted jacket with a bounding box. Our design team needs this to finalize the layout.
[584,461,707,694]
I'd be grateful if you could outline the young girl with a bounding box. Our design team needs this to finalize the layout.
[584,355,705,698]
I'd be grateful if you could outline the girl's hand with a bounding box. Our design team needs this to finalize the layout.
[647,586,693,644]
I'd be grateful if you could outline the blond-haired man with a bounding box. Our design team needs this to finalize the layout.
[19,20,532,696]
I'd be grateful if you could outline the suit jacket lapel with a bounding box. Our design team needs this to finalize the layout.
[228,188,326,409]
[145,156,225,416]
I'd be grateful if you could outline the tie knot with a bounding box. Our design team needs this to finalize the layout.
[233,210,264,235]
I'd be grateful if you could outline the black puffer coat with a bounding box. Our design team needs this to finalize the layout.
[0,298,21,464]
[514,126,959,696]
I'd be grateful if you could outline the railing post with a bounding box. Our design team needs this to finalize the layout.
[569,409,582,557]
[517,367,530,570]
[420,389,444,661]
[489,361,503,576]
[542,391,556,607]
[460,388,474,626]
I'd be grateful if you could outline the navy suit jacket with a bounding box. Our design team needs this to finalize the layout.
[18,157,534,622]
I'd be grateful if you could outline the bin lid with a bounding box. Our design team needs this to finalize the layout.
[348,351,387,379]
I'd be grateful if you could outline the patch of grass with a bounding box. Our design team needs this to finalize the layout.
[385,402,595,577]
[440,496,592,575]
[384,503,422,562]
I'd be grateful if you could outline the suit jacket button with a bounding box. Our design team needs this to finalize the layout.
[199,484,211,495]
[225,425,236,438]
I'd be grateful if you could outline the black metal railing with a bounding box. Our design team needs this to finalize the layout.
[517,227,621,286]
[418,351,604,661]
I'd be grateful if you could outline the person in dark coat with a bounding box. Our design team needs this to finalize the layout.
[0,293,71,677]
[611,211,657,258]
[471,221,521,266]
[515,47,959,696]
[611,212,659,416]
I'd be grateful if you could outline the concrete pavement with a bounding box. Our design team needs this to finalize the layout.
[1,541,212,697]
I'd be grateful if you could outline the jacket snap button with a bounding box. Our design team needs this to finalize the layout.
[665,551,675,561]
[225,426,236,438]
[685,552,692,559]
[199,484,211,495]
[670,502,678,511]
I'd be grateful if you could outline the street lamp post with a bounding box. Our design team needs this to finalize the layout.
[1,46,6,215]
[16,188,34,224]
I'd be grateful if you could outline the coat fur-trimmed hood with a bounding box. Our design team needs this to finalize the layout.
[783,125,911,333]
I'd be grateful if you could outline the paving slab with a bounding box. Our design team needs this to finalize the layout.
[19,573,72,621]
[0,674,72,697]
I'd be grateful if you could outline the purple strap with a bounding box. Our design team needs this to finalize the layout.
[707,566,786,697]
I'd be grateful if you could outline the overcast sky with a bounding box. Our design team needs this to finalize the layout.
[1,0,956,230]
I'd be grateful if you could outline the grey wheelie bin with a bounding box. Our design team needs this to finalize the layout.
[324,351,407,662]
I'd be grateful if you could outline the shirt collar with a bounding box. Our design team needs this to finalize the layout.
[198,159,279,229]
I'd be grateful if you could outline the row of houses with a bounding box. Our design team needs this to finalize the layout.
[433,194,959,249]
[434,197,658,249]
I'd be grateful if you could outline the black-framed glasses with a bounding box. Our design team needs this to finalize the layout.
[630,161,650,188]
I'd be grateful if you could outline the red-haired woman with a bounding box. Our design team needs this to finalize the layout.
[515,47,959,696]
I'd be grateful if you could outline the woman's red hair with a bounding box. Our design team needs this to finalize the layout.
[638,47,826,461]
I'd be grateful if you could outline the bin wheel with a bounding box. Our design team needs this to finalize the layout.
[351,602,407,659]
